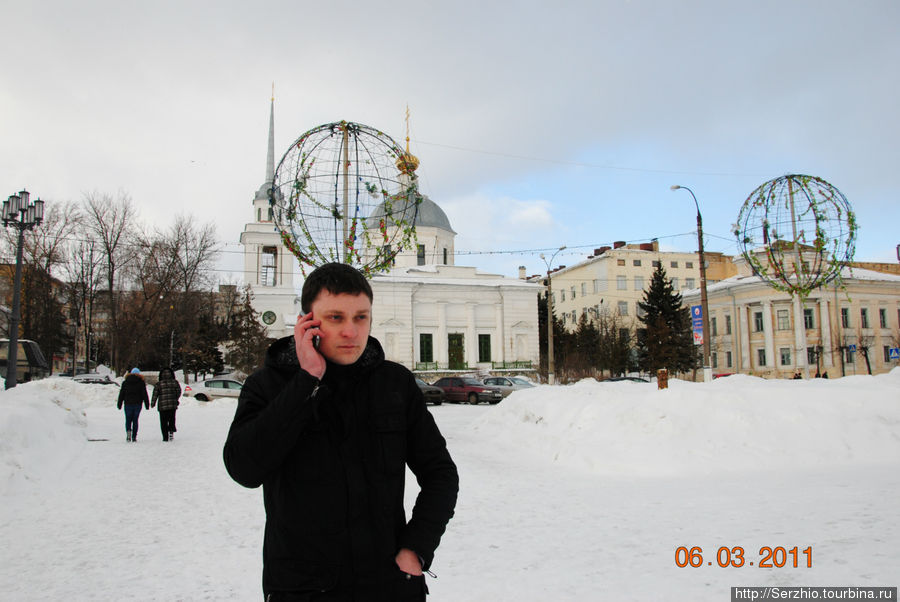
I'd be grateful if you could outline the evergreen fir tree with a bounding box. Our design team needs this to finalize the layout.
[636,264,698,374]
[225,286,272,377]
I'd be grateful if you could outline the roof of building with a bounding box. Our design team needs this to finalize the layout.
[371,264,540,288]
[366,193,455,234]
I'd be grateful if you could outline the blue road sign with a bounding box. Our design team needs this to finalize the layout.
[890,348,900,360]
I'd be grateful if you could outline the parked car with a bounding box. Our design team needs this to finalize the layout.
[415,378,444,405]
[604,376,650,383]
[0,338,50,382]
[432,377,503,405]
[482,376,536,398]
[73,372,118,385]
[183,377,244,401]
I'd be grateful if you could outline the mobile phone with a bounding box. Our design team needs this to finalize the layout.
[301,311,322,350]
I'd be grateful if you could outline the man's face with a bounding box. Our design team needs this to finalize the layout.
[309,291,372,365]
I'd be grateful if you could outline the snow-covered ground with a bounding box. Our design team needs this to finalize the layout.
[1,371,898,600]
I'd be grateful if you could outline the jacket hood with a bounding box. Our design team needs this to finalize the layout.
[265,335,385,376]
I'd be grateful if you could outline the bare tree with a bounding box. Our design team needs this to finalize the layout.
[65,238,104,370]
[83,191,138,373]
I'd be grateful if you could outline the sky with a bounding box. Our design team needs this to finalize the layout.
[2,373,899,599]
[3,0,899,283]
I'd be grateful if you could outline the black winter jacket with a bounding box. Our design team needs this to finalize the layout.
[223,336,458,599]
[117,374,149,409]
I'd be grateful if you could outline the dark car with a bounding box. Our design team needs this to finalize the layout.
[73,372,118,385]
[415,378,444,405]
[432,377,503,405]
[604,376,649,383]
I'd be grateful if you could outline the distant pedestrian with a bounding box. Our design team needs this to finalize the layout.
[151,367,182,442]
[117,368,150,442]
[822,371,829,379]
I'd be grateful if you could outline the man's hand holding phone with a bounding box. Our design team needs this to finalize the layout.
[295,312,326,380]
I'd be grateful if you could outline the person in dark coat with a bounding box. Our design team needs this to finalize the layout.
[117,368,150,442]
[224,263,459,601]
[151,367,182,442]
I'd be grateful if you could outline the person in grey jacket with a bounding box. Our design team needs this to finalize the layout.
[151,367,181,442]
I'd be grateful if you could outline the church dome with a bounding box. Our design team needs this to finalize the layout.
[367,193,455,234]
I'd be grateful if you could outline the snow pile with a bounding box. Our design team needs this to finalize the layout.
[0,378,111,493]
[472,370,900,476]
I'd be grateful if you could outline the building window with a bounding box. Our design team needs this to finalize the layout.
[593,279,601,293]
[617,301,628,316]
[686,261,694,268]
[419,333,433,363]
[581,283,586,296]
[841,307,850,328]
[560,289,566,302]
[860,308,870,329]
[757,348,766,367]
[443,248,448,264]
[711,317,718,337]
[671,277,679,289]
[780,347,791,366]
[670,261,678,268]
[711,353,718,368]
[617,275,627,290]
[807,347,818,365]
[804,308,814,329]
[478,334,491,363]
[885,346,892,362]
[652,260,660,268]
[879,308,887,328]
[776,309,790,330]
[617,259,626,266]
[685,278,695,289]
[725,351,733,368]
[633,259,641,266]
[754,311,764,332]
[634,276,644,290]
[260,246,277,287]
[417,244,426,265]
[571,286,576,300]
[725,314,732,335]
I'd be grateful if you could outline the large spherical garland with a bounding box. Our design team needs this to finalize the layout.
[734,174,857,298]
[270,121,422,276]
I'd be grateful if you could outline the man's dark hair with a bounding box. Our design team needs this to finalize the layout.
[300,263,373,313]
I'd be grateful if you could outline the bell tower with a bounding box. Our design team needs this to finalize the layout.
[239,88,299,336]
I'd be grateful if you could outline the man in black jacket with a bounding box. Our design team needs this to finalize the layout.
[224,263,459,601]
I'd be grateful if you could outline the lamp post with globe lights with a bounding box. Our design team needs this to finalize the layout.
[2,190,45,388]
[670,185,712,383]
[540,245,566,385]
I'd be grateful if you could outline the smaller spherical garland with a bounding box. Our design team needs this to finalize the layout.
[734,174,857,298]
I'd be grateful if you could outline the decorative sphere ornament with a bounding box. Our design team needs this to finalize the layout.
[270,120,422,276]
[734,174,857,298]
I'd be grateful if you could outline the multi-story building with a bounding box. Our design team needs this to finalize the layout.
[532,240,736,331]
[683,256,900,378]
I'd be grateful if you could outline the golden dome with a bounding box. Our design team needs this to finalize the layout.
[396,151,419,175]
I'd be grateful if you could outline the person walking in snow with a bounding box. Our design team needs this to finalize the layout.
[224,262,458,601]
[117,367,149,442]
[151,367,181,442]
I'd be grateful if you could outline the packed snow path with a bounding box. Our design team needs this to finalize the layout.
[2,376,899,600]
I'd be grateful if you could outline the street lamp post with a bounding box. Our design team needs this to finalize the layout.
[670,185,712,383]
[2,190,45,389]
[540,245,566,385]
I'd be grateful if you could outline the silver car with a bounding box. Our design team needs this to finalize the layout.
[182,377,243,401]
[482,376,535,398]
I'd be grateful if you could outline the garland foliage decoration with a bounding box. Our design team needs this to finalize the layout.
[733,174,857,299]
[270,120,422,277]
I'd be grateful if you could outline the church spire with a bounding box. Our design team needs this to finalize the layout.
[266,83,275,184]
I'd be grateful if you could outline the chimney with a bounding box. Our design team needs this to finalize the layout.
[518,265,526,279]
[639,242,653,251]
[613,240,626,249]
[599,246,611,254]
